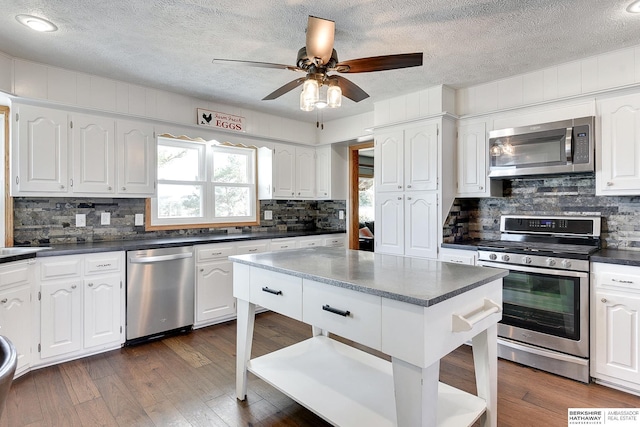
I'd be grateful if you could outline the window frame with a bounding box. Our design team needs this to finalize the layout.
[146,136,259,230]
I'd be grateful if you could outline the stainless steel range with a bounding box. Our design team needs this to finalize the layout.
[477,215,601,383]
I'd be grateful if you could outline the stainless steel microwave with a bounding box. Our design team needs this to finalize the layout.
[488,116,595,179]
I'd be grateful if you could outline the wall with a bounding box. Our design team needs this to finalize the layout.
[13,198,346,246]
[443,175,640,250]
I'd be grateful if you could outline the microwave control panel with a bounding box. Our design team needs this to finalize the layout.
[573,124,590,164]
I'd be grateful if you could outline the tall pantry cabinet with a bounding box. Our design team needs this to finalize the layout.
[374,116,455,259]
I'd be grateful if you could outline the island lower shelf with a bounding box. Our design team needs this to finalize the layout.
[247,335,487,427]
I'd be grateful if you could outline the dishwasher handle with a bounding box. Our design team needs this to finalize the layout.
[129,252,193,264]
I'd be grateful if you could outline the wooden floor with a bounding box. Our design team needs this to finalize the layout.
[2,312,639,427]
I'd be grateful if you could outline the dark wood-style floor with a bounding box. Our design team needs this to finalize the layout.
[2,312,639,427]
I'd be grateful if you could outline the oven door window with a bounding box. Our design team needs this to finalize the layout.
[501,270,580,340]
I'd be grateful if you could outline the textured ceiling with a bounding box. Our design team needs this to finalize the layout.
[1,1,640,123]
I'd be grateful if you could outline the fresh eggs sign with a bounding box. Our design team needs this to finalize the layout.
[197,108,245,132]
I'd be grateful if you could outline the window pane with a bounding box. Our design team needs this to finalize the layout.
[158,144,202,181]
[157,184,202,218]
[214,186,250,217]
[213,151,248,183]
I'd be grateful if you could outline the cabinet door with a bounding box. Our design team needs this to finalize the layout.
[375,130,404,192]
[457,122,487,195]
[40,280,82,359]
[404,193,438,259]
[598,94,640,195]
[315,146,330,199]
[0,285,31,372]
[117,120,156,196]
[71,114,116,194]
[84,275,122,349]
[196,260,235,322]
[375,192,404,255]
[274,144,296,197]
[404,123,438,191]
[15,105,69,194]
[295,146,316,198]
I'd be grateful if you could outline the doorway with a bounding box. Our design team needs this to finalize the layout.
[348,141,374,250]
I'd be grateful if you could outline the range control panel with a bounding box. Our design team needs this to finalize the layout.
[501,216,600,236]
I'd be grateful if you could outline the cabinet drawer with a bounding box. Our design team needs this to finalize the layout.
[196,244,236,262]
[250,268,302,320]
[593,263,640,291]
[40,257,82,280]
[237,242,269,255]
[84,252,122,275]
[440,249,477,266]
[270,239,299,251]
[303,279,381,350]
[323,236,345,247]
[0,262,29,289]
[298,238,323,248]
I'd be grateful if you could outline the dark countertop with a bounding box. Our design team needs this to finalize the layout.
[0,229,345,263]
[231,247,508,307]
[441,240,495,251]
[590,249,640,267]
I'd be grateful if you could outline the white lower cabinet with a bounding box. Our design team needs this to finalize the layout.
[591,262,640,394]
[439,247,478,265]
[195,244,237,327]
[0,260,34,376]
[37,252,124,365]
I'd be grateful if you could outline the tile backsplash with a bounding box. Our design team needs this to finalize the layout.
[444,175,640,250]
[12,198,346,246]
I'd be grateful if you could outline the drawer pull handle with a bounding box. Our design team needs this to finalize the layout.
[248,249,258,252]
[612,278,634,284]
[322,304,351,317]
[0,299,6,304]
[452,298,501,332]
[211,252,222,256]
[262,287,282,296]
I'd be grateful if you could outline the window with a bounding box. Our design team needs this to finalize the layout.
[149,136,258,229]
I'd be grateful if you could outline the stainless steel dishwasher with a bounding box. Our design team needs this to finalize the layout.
[126,246,194,344]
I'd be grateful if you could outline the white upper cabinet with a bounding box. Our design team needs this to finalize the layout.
[273,144,296,197]
[12,104,156,198]
[456,121,502,198]
[295,146,316,198]
[315,144,348,200]
[375,129,404,192]
[71,113,116,194]
[14,105,69,194]
[597,93,640,195]
[117,120,156,196]
[404,122,438,191]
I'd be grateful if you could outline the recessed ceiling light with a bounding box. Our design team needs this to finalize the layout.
[15,14,58,32]
[627,0,640,13]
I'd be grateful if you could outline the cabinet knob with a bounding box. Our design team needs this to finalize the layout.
[607,182,613,186]
[398,185,402,189]
[88,283,94,287]
[407,197,412,200]
[71,285,77,289]
[121,187,126,191]
[479,186,484,190]
[291,192,294,195]
[0,298,6,304]
[407,185,412,188]
[200,268,204,272]
[108,186,112,190]
[60,185,65,190]
[601,298,608,303]
[397,197,402,200]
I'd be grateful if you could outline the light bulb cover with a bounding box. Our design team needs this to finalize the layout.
[302,79,319,104]
[627,0,640,13]
[15,14,58,32]
[300,91,315,111]
[327,84,342,108]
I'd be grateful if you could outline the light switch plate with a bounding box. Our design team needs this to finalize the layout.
[101,212,111,225]
[339,210,344,220]
[135,213,144,226]
[264,210,273,220]
[75,214,86,227]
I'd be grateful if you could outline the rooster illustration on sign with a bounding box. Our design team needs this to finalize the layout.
[201,112,212,125]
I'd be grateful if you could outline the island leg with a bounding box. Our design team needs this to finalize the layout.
[471,323,498,427]
[236,298,256,400]
[392,357,440,427]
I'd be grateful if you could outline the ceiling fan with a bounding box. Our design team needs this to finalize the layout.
[212,16,423,106]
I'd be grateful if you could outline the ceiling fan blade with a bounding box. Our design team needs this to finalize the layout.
[305,16,335,65]
[335,53,423,73]
[212,58,302,72]
[262,77,307,100]
[332,75,369,103]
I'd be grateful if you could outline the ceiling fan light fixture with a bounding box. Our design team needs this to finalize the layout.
[327,84,342,108]
[628,0,640,12]
[302,78,319,104]
[300,91,315,111]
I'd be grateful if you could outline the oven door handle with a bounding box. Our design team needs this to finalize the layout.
[478,261,588,278]
[452,298,502,332]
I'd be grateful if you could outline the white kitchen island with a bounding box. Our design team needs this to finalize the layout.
[231,247,508,427]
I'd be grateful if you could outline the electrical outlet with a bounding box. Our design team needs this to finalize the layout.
[75,214,86,227]
[264,210,273,220]
[339,210,344,220]
[101,212,111,225]
[135,213,144,226]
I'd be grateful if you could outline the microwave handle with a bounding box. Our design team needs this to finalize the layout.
[565,127,573,164]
